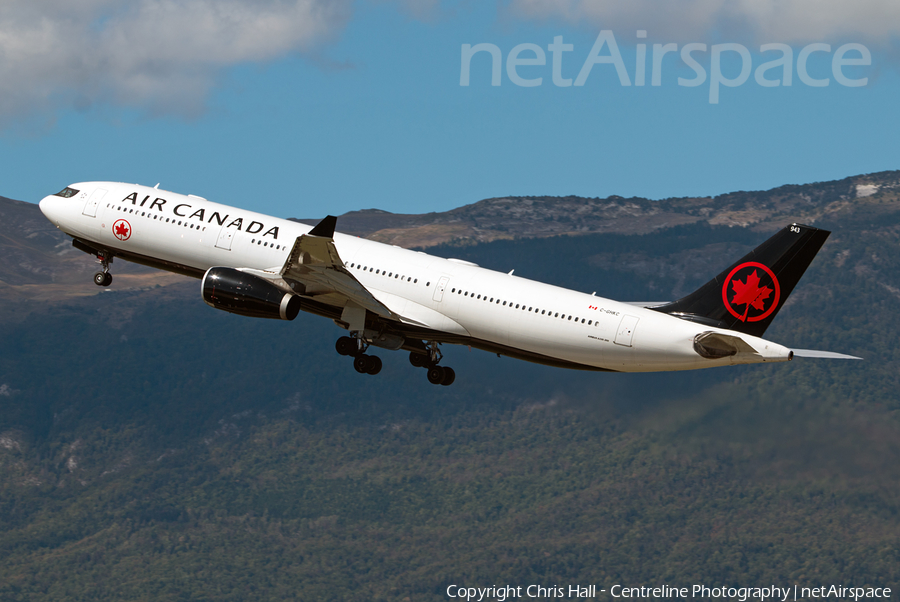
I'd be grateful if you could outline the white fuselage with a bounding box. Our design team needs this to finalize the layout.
[39,182,793,373]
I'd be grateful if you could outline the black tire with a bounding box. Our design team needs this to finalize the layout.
[409,352,427,368]
[427,366,446,385]
[353,355,369,373]
[93,272,107,286]
[440,367,455,386]
[366,356,382,375]
[335,336,356,356]
[103,272,113,286]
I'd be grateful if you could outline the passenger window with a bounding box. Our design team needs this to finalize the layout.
[503,301,507,306]
[452,288,456,293]
[515,304,519,309]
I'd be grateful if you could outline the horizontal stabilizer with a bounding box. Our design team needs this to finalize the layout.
[791,349,862,360]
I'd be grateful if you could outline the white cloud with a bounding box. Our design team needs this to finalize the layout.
[507,0,900,46]
[0,0,353,125]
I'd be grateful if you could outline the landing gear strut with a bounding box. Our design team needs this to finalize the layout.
[335,335,382,376]
[409,341,455,386]
[93,253,113,287]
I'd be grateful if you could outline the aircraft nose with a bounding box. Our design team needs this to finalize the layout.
[39,195,62,225]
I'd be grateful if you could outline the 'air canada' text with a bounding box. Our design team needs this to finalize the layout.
[121,192,280,239]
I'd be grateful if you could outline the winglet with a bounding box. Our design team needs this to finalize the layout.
[308,215,337,238]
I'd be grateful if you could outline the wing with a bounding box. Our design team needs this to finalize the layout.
[278,216,398,319]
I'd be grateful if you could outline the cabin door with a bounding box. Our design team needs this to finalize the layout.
[433,276,450,302]
[614,315,639,347]
[82,188,107,217]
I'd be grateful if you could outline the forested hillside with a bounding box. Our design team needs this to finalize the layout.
[1,177,898,600]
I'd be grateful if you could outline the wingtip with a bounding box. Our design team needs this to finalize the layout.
[308,215,337,238]
[791,349,863,360]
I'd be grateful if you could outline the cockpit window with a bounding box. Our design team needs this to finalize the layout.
[54,187,80,198]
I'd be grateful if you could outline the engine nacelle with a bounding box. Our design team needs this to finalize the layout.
[202,267,301,320]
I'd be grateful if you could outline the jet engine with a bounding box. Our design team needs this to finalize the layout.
[202,267,301,320]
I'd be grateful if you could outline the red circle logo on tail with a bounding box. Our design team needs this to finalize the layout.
[113,219,132,241]
[722,262,781,322]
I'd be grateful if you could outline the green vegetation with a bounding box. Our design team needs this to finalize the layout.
[1,218,898,600]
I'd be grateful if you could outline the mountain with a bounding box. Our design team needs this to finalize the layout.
[1,174,898,599]
[296,169,900,247]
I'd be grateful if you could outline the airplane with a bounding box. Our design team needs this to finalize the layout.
[38,182,859,386]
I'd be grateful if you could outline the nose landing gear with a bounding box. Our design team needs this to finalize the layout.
[93,253,113,287]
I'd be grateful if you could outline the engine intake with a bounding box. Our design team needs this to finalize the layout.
[202,267,301,320]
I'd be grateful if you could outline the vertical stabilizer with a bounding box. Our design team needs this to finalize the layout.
[653,224,830,337]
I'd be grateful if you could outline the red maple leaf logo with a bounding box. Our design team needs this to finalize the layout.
[113,220,131,241]
[729,269,773,321]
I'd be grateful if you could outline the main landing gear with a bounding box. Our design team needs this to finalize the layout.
[93,253,113,287]
[335,336,382,375]
[409,342,455,386]
[334,336,456,385]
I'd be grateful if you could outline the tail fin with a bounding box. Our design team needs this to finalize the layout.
[653,223,830,337]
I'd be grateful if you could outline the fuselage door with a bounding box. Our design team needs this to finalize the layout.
[433,275,451,302]
[614,315,639,347]
[215,225,236,250]
[82,188,107,218]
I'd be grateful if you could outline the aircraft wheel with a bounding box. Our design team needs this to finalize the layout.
[440,367,455,386]
[353,355,370,373]
[103,273,113,286]
[93,272,107,286]
[366,356,382,375]
[409,352,427,368]
[335,336,356,356]
[427,366,446,385]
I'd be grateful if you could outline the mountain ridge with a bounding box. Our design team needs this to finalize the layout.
[3,170,898,305]
[294,169,900,246]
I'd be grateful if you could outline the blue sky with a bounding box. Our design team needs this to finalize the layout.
[1,1,897,218]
